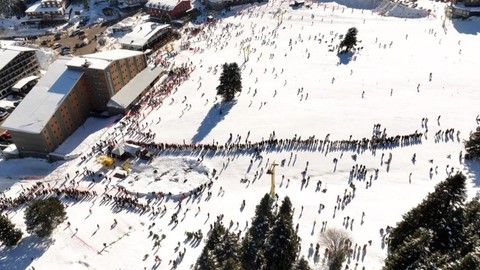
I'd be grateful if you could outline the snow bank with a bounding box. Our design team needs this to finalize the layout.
[374,0,429,18]
[35,49,56,71]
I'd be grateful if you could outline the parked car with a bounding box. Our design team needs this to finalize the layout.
[70,30,80,37]
[0,111,9,121]
[52,43,62,49]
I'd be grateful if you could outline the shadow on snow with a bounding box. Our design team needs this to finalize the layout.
[0,235,54,270]
[191,101,236,144]
[451,19,480,35]
[337,51,354,65]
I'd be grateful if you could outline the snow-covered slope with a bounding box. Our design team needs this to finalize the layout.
[1,0,480,269]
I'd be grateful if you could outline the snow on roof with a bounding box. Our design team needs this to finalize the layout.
[119,23,170,48]
[26,1,64,13]
[146,0,182,11]
[82,49,145,62]
[2,57,84,134]
[11,75,39,91]
[67,57,111,70]
[108,64,165,110]
[0,46,36,72]
[67,50,145,70]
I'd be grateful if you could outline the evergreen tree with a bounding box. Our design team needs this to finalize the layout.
[387,173,466,254]
[384,173,468,269]
[338,27,358,53]
[294,256,312,270]
[241,194,274,270]
[222,257,243,270]
[216,230,241,267]
[450,252,480,270]
[196,249,219,270]
[217,62,242,102]
[24,197,67,237]
[464,126,480,160]
[320,228,351,270]
[383,228,433,270]
[196,222,242,269]
[161,12,172,24]
[0,215,22,246]
[264,196,298,270]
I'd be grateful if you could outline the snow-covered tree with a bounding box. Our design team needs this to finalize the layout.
[264,196,298,270]
[384,173,470,269]
[241,193,274,270]
[196,222,241,269]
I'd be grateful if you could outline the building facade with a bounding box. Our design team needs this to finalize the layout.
[146,0,192,19]
[449,0,480,17]
[1,50,147,158]
[119,23,172,51]
[25,0,66,21]
[206,0,257,10]
[0,46,40,99]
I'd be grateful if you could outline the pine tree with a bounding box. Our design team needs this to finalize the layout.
[217,63,242,102]
[161,12,172,24]
[216,230,241,266]
[387,173,467,254]
[241,194,274,270]
[196,249,219,270]
[196,222,242,270]
[338,27,358,53]
[264,196,298,270]
[383,228,433,270]
[0,215,22,246]
[294,256,312,270]
[464,126,480,159]
[384,173,468,269]
[24,197,67,237]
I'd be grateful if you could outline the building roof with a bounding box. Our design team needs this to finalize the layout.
[2,57,84,134]
[67,49,145,70]
[67,57,111,70]
[0,46,36,72]
[26,1,64,13]
[82,49,145,62]
[146,0,183,10]
[119,23,170,48]
[12,75,39,91]
[453,2,480,11]
[108,64,164,110]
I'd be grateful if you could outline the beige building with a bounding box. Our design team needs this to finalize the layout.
[25,0,66,21]
[0,46,40,99]
[67,50,147,111]
[1,50,147,158]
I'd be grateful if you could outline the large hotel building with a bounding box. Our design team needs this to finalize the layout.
[0,46,40,99]
[1,50,149,158]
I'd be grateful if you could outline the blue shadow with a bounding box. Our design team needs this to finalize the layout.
[337,51,354,65]
[451,18,480,35]
[191,101,236,143]
[0,236,54,270]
